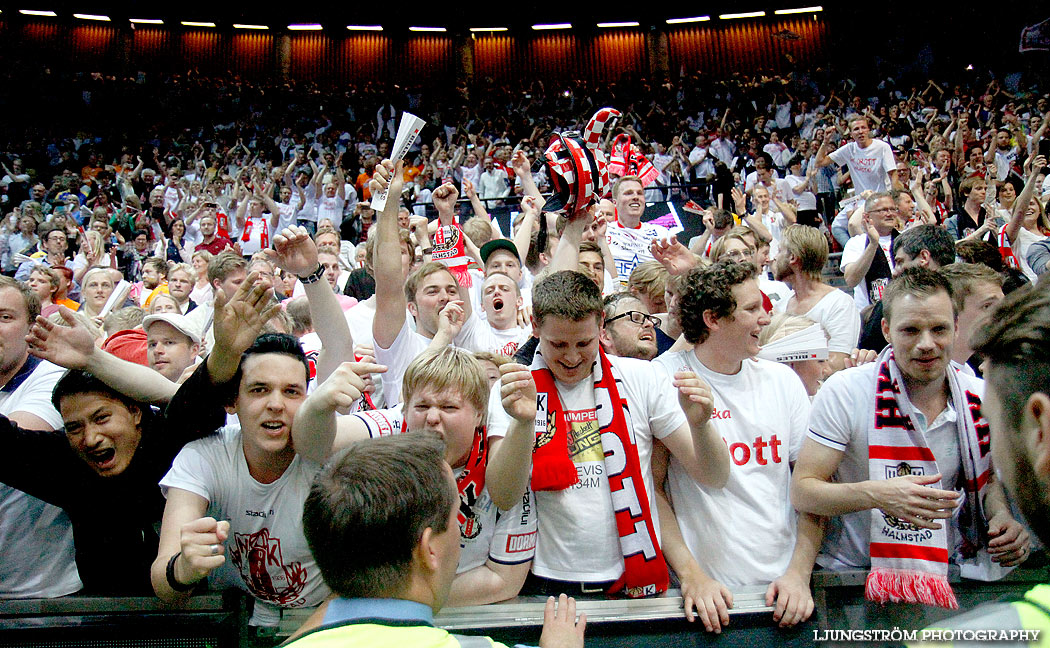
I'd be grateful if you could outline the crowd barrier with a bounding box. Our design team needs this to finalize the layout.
[4,564,1045,648]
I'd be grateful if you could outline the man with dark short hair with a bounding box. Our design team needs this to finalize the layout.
[0,293,271,593]
[793,268,1029,608]
[858,225,956,352]
[910,275,1050,638]
[285,433,585,648]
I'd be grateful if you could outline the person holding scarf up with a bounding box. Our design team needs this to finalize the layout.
[792,267,1030,612]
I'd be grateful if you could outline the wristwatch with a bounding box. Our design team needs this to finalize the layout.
[297,263,325,285]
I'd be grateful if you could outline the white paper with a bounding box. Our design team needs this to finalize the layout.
[370,111,427,212]
[99,280,132,318]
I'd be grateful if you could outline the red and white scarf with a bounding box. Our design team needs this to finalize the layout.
[608,134,660,187]
[239,215,270,250]
[865,348,992,609]
[530,347,668,598]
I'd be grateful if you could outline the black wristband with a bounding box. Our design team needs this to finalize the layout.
[166,551,196,592]
[297,263,325,285]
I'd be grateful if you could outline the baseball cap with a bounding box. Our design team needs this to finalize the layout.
[142,313,202,345]
[480,239,520,265]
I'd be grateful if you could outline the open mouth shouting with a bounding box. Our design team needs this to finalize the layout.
[492,297,504,313]
[85,447,117,472]
[260,420,288,436]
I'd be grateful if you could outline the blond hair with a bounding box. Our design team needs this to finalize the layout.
[779,225,828,279]
[402,347,489,424]
[627,260,670,306]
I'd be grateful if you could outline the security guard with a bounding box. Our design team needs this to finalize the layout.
[285,433,586,648]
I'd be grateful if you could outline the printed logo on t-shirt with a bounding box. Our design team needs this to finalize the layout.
[725,435,785,467]
[230,528,308,607]
[566,409,602,463]
[506,531,538,553]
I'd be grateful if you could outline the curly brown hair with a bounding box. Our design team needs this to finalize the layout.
[678,261,758,345]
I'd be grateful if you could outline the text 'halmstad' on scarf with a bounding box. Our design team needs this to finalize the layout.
[864,348,992,609]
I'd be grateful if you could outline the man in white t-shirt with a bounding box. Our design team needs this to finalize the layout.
[792,268,1028,577]
[653,261,818,632]
[370,160,474,407]
[606,176,674,288]
[772,224,861,374]
[0,277,82,599]
[816,116,897,194]
[455,272,531,357]
[292,346,538,606]
[151,296,329,627]
[840,192,899,310]
[484,270,730,598]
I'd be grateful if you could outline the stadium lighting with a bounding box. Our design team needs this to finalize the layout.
[469,27,508,32]
[666,16,711,24]
[719,11,766,19]
[181,21,216,27]
[532,23,572,30]
[129,18,163,24]
[288,24,322,30]
[19,9,58,16]
[409,26,447,32]
[774,6,823,14]
[597,22,640,28]
[233,24,268,30]
[73,13,110,21]
[347,25,383,31]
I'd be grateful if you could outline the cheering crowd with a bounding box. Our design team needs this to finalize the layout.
[0,62,1049,645]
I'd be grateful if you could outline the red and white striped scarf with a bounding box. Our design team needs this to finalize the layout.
[865,348,992,609]
[608,134,660,187]
[530,348,669,598]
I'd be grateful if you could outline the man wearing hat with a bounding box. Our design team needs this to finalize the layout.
[470,238,533,316]
[143,313,202,382]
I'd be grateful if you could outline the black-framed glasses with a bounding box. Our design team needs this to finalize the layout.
[606,310,659,328]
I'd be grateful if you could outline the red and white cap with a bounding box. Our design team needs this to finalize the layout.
[540,107,620,216]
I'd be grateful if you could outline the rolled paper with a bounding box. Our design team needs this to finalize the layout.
[370,111,427,212]
[756,323,829,363]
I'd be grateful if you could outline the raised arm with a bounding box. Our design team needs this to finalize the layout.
[659,371,730,489]
[510,149,544,206]
[290,361,383,463]
[28,307,179,404]
[842,217,881,289]
[513,195,540,263]
[815,130,837,168]
[370,159,408,350]
[484,363,538,511]
[266,226,354,382]
[1005,154,1045,244]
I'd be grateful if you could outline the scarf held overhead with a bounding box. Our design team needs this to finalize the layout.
[530,347,668,598]
[864,348,992,609]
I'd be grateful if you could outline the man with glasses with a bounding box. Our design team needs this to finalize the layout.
[599,293,660,361]
[16,225,68,282]
[840,192,900,311]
